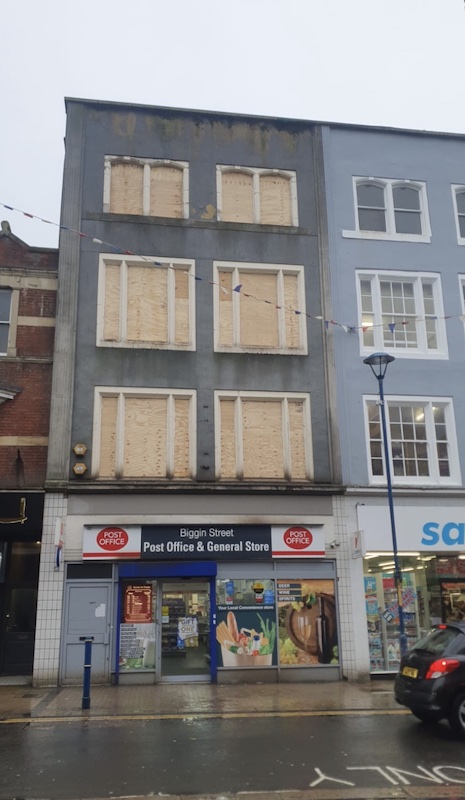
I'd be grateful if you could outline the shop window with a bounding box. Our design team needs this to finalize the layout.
[97,255,195,350]
[363,553,465,674]
[217,166,298,226]
[103,156,189,219]
[364,397,460,486]
[215,391,313,481]
[216,578,278,668]
[93,387,196,480]
[214,262,306,354]
[357,271,447,358]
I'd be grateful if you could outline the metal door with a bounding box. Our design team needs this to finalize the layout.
[61,582,112,685]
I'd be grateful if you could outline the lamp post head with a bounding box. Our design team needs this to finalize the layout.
[363,352,395,381]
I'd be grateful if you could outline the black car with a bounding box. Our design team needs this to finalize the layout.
[394,622,465,735]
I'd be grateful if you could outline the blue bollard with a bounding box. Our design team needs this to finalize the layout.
[79,636,94,710]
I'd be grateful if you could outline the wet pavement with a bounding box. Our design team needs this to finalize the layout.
[0,677,401,720]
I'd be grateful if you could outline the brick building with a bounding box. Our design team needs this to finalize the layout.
[0,220,58,675]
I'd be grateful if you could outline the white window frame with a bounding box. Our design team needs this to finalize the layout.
[96,254,196,351]
[0,286,19,357]
[363,394,460,487]
[214,390,313,481]
[92,386,197,479]
[451,185,465,245]
[103,156,189,218]
[356,270,448,359]
[343,177,431,243]
[216,165,298,225]
[213,261,307,355]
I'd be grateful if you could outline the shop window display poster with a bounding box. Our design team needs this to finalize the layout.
[277,579,338,666]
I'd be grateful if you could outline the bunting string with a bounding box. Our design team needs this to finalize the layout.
[1,201,461,333]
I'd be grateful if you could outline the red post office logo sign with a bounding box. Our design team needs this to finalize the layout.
[83,526,142,559]
[283,527,313,550]
[271,525,325,557]
[97,527,129,551]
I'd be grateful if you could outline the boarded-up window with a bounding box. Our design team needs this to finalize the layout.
[174,398,190,478]
[221,172,254,223]
[239,272,279,348]
[283,274,300,349]
[127,265,168,343]
[218,394,311,481]
[100,257,193,348]
[96,390,193,479]
[216,266,304,352]
[220,399,236,478]
[260,174,292,225]
[242,400,284,478]
[150,166,183,218]
[99,396,118,477]
[110,162,144,215]
[288,401,307,479]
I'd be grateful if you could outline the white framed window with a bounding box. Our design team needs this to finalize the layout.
[356,270,447,359]
[216,165,298,226]
[92,387,196,479]
[213,262,307,354]
[215,390,313,481]
[343,178,431,242]
[103,156,189,218]
[96,255,195,350]
[452,185,465,244]
[364,396,460,487]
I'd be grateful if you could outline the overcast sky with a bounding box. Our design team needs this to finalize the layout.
[2,0,464,248]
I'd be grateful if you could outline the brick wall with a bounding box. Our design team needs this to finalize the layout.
[0,224,58,489]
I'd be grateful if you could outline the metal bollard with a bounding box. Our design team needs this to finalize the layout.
[79,636,94,710]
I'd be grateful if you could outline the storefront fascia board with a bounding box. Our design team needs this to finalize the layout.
[64,515,335,561]
[357,505,465,552]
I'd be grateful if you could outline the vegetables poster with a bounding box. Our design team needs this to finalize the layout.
[216,605,277,667]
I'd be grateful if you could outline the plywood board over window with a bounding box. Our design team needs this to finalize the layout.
[239,272,279,348]
[216,392,313,482]
[150,166,183,218]
[221,172,254,223]
[214,262,307,355]
[259,174,292,225]
[110,162,144,215]
[99,396,118,477]
[94,389,195,480]
[98,255,195,351]
[126,266,168,343]
[242,400,284,478]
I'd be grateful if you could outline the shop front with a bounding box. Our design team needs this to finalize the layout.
[357,504,465,675]
[65,522,341,685]
[0,492,43,676]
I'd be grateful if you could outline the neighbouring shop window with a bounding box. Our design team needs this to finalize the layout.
[119,582,156,671]
[216,579,277,668]
[364,553,465,673]
[277,579,339,666]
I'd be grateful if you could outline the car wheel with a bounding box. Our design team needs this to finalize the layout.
[448,693,465,737]
[411,708,441,724]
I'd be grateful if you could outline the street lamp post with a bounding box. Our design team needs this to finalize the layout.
[363,352,408,659]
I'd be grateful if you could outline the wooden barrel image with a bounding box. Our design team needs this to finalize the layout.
[285,593,337,655]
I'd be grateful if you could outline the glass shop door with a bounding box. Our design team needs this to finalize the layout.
[159,581,210,682]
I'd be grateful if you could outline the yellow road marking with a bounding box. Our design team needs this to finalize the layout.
[0,708,409,725]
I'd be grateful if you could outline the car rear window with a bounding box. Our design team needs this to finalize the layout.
[412,627,461,655]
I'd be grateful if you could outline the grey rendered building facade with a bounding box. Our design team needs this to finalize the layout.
[323,124,465,674]
[34,100,350,686]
